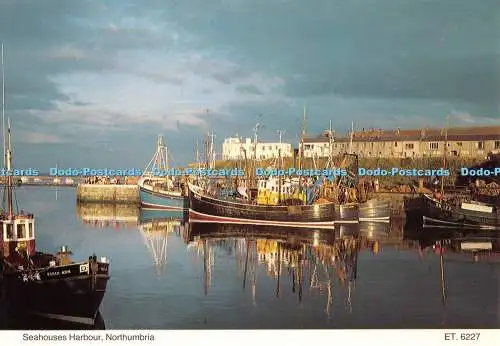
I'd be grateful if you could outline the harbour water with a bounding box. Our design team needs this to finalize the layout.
[2,187,499,329]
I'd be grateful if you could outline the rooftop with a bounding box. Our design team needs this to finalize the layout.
[303,126,500,143]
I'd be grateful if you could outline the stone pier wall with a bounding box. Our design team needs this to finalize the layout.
[76,184,139,204]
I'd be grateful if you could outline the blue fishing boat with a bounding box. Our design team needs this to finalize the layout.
[139,135,187,211]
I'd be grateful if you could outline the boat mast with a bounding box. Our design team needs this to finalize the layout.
[278,149,282,204]
[328,120,334,165]
[348,121,354,154]
[252,123,261,182]
[6,118,12,218]
[203,133,208,169]
[1,43,5,169]
[164,139,169,172]
[298,105,307,170]
[210,131,215,169]
[440,115,449,197]
[1,44,13,218]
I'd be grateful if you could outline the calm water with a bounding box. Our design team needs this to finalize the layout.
[2,187,499,329]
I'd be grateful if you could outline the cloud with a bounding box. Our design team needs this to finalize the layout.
[450,111,500,125]
[17,131,64,144]
[236,84,263,95]
[2,0,498,168]
[47,46,88,60]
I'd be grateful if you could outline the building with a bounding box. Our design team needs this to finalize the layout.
[222,136,293,160]
[301,126,500,159]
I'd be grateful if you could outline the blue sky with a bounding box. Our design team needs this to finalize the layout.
[1,0,498,169]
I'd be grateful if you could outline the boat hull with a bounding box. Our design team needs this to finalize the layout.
[186,222,337,244]
[139,186,186,211]
[335,204,359,223]
[3,261,109,325]
[188,185,336,229]
[358,200,391,222]
[420,195,500,229]
[139,208,184,223]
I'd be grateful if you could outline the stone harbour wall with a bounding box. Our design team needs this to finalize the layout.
[76,184,139,204]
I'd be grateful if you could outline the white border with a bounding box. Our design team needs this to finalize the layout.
[1,329,497,345]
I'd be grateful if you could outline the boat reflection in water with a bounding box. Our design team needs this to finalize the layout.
[404,221,500,263]
[137,218,184,276]
[183,222,380,316]
[81,206,186,277]
[1,311,106,330]
[404,221,500,325]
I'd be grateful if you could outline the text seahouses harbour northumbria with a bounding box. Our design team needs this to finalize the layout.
[1,166,499,177]
[22,332,155,342]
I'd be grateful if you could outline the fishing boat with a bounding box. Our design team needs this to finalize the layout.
[406,117,499,230]
[188,181,337,229]
[0,126,110,325]
[0,46,109,326]
[188,125,337,228]
[420,194,499,229]
[138,135,186,211]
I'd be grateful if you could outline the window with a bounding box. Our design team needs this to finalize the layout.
[495,141,500,149]
[456,142,462,147]
[28,223,33,238]
[477,142,485,150]
[429,142,439,150]
[6,224,13,239]
[394,142,398,147]
[405,143,414,150]
[17,224,25,239]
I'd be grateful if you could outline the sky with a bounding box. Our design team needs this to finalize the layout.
[0,0,499,169]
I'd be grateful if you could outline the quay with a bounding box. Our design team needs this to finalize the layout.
[76,184,139,204]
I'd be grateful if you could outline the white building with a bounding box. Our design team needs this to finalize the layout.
[300,130,334,158]
[222,136,293,161]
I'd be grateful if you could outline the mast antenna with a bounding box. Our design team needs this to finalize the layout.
[2,43,5,168]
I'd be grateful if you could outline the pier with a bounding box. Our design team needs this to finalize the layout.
[76,184,139,204]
